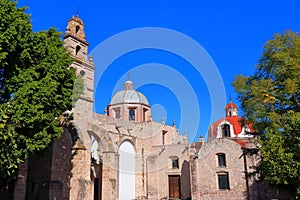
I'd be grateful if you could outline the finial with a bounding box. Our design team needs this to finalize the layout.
[89,55,93,62]
[199,134,204,144]
[229,95,232,103]
[162,116,165,124]
[127,72,130,81]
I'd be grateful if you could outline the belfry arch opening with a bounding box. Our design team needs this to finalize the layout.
[75,45,81,55]
[222,124,231,137]
[75,25,80,34]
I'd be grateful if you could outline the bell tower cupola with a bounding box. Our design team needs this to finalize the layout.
[64,15,89,60]
[225,101,238,117]
[65,15,86,41]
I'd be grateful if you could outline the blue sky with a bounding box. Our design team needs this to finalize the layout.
[18,1,300,141]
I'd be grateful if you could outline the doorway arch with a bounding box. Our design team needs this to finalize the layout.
[118,141,135,200]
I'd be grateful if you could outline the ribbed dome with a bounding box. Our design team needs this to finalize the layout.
[110,90,149,105]
[110,80,149,105]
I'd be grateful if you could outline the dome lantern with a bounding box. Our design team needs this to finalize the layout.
[225,101,238,117]
[124,80,134,90]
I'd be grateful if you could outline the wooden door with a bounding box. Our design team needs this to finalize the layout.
[168,175,181,199]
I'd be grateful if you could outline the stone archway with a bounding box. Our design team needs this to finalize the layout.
[118,141,135,200]
[90,135,102,200]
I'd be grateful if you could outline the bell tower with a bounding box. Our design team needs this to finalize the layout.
[64,16,96,200]
[64,15,95,115]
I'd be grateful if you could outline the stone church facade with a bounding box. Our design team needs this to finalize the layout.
[12,16,288,200]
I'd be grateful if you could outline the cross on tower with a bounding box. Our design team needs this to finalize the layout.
[76,6,79,16]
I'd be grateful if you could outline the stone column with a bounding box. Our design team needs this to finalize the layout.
[69,146,93,200]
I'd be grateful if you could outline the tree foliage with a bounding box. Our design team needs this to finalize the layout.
[233,30,300,198]
[0,0,76,185]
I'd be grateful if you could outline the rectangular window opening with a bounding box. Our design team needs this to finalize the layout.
[217,154,226,167]
[114,108,120,119]
[129,109,135,121]
[162,130,167,145]
[172,159,179,169]
[218,173,230,190]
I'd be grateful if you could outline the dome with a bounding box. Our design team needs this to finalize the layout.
[225,102,237,109]
[110,90,149,105]
[110,80,149,105]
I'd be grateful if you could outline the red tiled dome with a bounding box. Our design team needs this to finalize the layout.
[225,102,238,109]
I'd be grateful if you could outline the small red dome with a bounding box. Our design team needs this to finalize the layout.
[225,102,237,109]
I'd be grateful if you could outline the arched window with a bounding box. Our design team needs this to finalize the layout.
[221,124,230,137]
[75,45,81,55]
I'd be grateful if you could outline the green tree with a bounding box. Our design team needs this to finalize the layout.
[0,0,76,194]
[233,30,300,198]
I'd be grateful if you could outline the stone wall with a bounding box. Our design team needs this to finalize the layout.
[25,150,52,200]
[13,160,28,200]
[191,139,248,200]
[145,144,191,200]
[69,147,93,200]
[50,129,73,199]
